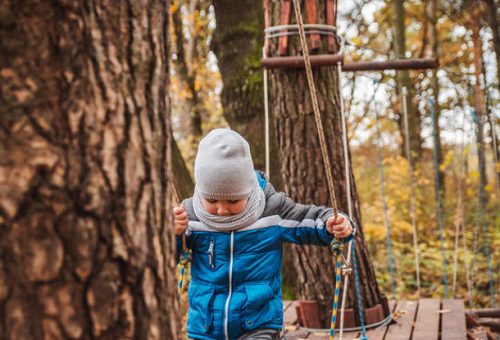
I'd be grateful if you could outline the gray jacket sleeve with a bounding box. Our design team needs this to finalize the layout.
[262,174,355,246]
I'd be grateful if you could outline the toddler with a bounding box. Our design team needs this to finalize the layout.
[174,129,355,340]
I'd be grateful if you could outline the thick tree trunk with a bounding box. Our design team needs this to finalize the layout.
[391,0,423,162]
[211,0,284,191]
[268,0,384,327]
[0,1,180,339]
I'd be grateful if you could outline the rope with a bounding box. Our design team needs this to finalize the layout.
[337,60,355,339]
[402,86,420,298]
[471,110,496,307]
[485,89,500,223]
[452,107,466,298]
[330,240,344,340]
[373,84,396,300]
[299,311,393,333]
[470,198,480,309]
[352,240,368,340]
[264,24,337,33]
[178,249,192,296]
[290,0,339,215]
[263,46,270,177]
[429,98,449,298]
[172,181,192,297]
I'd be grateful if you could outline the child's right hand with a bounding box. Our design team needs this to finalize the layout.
[173,206,189,236]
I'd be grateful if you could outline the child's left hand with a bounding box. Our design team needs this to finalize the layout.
[326,215,353,238]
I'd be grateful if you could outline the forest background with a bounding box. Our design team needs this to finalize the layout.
[170,0,500,319]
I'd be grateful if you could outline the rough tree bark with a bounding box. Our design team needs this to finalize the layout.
[0,0,180,339]
[268,0,384,326]
[391,0,423,162]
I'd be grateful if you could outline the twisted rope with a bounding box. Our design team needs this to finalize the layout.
[330,239,344,340]
[471,110,496,307]
[291,0,339,215]
[402,86,420,298]
[373,87,396,300]
[429,98,449,298]
[173,181,192,297]
[352,240,368,340]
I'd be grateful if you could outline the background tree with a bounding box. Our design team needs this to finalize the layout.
[390,0,424,163]
[268,0,385,326]
[211,0,284,190]
[0,0,181,339]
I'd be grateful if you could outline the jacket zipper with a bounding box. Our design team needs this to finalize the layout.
[208,239,215,268]
[224,231,234,340]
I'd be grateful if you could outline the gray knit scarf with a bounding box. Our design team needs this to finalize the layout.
[192,184,266,231]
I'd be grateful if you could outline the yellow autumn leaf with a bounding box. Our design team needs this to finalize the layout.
[350,36,361,46]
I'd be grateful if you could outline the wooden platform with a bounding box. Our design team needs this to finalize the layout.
[283,299,468,340]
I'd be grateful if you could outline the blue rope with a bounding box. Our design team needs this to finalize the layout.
[429,98,449,298]
[352,240,369,340]
[469,200,480,308]
[178,249,192,298]
[471,110,496,307]
[373,97,396,300]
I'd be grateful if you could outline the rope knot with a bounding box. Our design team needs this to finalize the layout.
[331,239,344,254]
[179,249,192,267]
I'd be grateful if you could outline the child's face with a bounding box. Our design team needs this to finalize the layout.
[201,198,248,216]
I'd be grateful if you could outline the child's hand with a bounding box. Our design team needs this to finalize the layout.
[326,215,353,239]
[173,206,188,236]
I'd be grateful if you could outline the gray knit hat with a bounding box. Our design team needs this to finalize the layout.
[194,129,257,200]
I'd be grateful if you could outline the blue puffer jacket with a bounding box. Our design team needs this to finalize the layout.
[176,171,355,340]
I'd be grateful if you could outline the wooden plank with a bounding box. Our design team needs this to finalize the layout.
[441,299,467,340]
[284,301,300,325]
[364,299,397,340]
[412,299,440,340]
[306,331,360,340]
[384,300,418,340]
[285,328,309,340]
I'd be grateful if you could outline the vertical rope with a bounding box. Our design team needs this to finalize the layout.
[330,242,344,340]
[373,87,396,300]
[452,107,466,298]
[429,98,449,298]
[290,0,339,215]
[402,86,420,298]
[470,201,479,307]
[486,90,500,226]
[471,110,496,307]
[263,46,271,178]
[172,181,192,297]
[337,62,355,340]
[352,240,368,340]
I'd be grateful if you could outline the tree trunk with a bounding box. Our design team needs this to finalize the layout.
[483,0,500,186]
[391,0,423,162]
[484,0,500,96]
[212,0,295,293]
[212,0,284,191]
[172,0,203,137]
[426,0,445,190]
[470,19,488,188]
[268,0,384,327]
[0,0,180,339]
